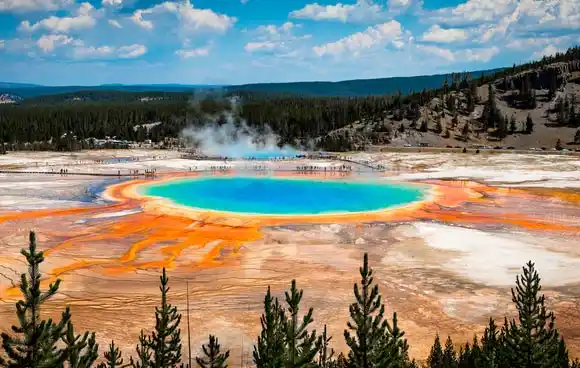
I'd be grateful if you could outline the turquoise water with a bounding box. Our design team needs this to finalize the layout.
[141,176,425,215]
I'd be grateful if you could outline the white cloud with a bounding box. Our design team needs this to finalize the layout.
[117,44,147,58]
[36,34,82,52]
[289,0,388,23]
[70,43,146,59]
[102,0,123,6]
[0,40,4,48]
[175,47,209,58]
[417,44,499,62]
[245,41,278,52]
[19,3,97,33]
[420,25,468,43]
[532,45,565,59]
[245,21,311,54]
[0,0,73,12]
[108,19,122,28]
[130,9,153,29]
[313,20,404,57]
[73,45,114,58]
[130,0,236,33]
[427,0,517,26]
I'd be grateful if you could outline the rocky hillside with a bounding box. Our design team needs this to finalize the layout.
[319,50,580,151]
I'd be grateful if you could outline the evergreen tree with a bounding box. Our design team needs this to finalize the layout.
[434,119,443,134]
[318,325,335,368]
[427,334,444,368]
[131,331,152,368]
[462,123,470,140]
[574,129,580,144]
[509,116,517,134]
[344,253,389,368]
[525,114,534,134]
[457,343,471,368]
[283,279,320,368]
[253,287,286,368]
[480,318,501,368]
[556,139,563,151]
[0,231,72,368]
[504,261,561,368]
[195,335,229,368]
[442,336,457,368]
[97,341,127,368]
[470,335,481,368]
[419,120,428,132]
[148,268,183,368]
[62,320,99,368]
[381,312,410,368]
[557,337,569,368]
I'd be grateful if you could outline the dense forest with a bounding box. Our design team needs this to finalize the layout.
[0,231,577,368]
[0,46,579,152]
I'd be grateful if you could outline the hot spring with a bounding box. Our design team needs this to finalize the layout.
[140,176,426,215]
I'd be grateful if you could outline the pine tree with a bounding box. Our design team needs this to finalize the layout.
[469,335,481,368]
[0,231,72,368]
[557,337,569,368]
[556,139,563,151]
[195,335,229,368]
[97,341,127,368]
[62,320,99,368]
[457,343,470,368]
[462,123,469,140]
[525,114,534,134]
[480,318,500,368]
[344,253,389,368]
[427,334,444,368]
[442,336,457,368]
[575,129,580,144]
[131,331,152,368]
[318,325,334,368]
[379,312,410,368]
[509,116,517,134]
[253,286,286,368]
[149,267,183,368]
[283,279,320,368]
[504,261,561,368]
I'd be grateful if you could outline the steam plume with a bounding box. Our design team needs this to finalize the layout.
[181,96,301,159]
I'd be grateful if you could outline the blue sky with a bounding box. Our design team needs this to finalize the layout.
[0,0,578,85]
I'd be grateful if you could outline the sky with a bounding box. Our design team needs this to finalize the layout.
[0,0,578,86]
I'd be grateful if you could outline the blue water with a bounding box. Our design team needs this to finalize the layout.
[141,177,425,215]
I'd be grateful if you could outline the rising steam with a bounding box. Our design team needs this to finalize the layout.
[180,96,302,159]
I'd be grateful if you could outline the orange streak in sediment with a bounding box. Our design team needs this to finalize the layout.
[1,172,579,300]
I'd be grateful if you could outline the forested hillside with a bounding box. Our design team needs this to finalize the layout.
[0,47,578,152]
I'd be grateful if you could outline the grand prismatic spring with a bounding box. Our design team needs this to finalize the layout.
[1,149,580,363]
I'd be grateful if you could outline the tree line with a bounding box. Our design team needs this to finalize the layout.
[1,46,579,152]
[1,231,577,368]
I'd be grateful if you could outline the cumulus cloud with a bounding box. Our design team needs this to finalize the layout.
[245,21,311,54]
[532,45,565,59]
[73,45,114,58]
[118,44,147,58]
[417,44,499,62]
[19,3,97,33]
[0,40,5,48]
[102,0,123,6]
[420,25,468,43]
[108,19,122,28]
[289,0,388,23]
[0,0,73,12]
[129,0,236,33]
[36,34,82,52]
[176,46,209,58]
[313,20,404,57]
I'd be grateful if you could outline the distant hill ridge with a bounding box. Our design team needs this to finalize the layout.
[0,68,505,99]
